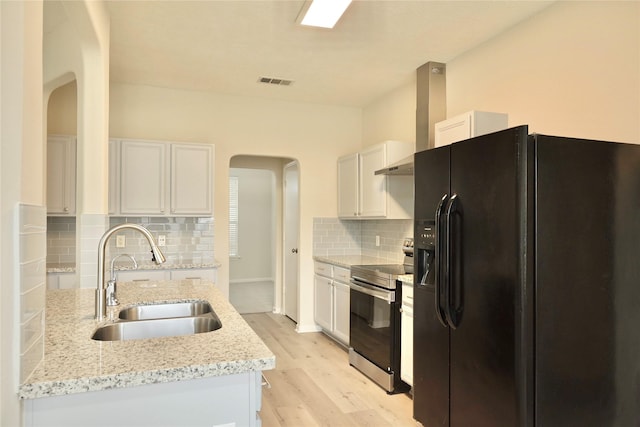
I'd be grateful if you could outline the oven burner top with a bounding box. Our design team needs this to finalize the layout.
[350,264,412,290]
[353,264,411,276]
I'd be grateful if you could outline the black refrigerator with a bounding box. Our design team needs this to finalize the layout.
[413,125,640,427]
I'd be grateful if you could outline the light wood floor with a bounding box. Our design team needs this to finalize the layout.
[243,313,419,427]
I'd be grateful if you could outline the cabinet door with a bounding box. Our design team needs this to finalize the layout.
[47,136,76,215]
[108,139,120,215]
[314,275,333,331]
[171,144,214,216]
[120,140,168,215]
[401,309,413,385]
[359,144,386,217]
[333,280,350,345]
[337,153,359,218]
[435,112,471,147]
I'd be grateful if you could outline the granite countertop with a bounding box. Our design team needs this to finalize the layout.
[46,260,222,274]
[19,280,275,400]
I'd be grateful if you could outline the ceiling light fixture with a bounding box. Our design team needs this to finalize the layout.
[297,0,352,29]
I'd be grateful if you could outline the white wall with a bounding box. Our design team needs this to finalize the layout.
[1,2,44,424]
[108,83,362,332]
[362,78,416,148]
[447,1,639,144]
[363,1,640,146]
[229,168,275,281]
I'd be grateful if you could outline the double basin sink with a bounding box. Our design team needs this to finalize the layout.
[91,301,222,342]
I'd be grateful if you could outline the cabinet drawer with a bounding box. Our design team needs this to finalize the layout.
[314,262,332,278]
[117,270,169,282]
[170,269,216,282]
[333,266,350,284]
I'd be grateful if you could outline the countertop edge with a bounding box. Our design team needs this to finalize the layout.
[313,255,392,269]
[18,356,276,400]
[47,260,223,274]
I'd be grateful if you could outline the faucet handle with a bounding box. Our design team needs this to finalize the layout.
[110,253,138,281]
[106,279,119,306]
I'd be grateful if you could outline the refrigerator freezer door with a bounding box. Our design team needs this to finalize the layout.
[413,146,451,426]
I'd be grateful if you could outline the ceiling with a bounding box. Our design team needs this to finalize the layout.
[46,1,554,107]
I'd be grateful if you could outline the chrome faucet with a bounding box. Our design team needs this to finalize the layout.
[106,254,138,307]
[96,224,166,320]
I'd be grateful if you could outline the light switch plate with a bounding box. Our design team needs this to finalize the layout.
[116,235,126,248]
[375,235,380,247]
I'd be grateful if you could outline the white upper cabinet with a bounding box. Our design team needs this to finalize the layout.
[47,135,76,215]
[337,140,413,219]
[435,110,508,147]
[119,140,169,215]
[171,143,214,216]
[337,153,359,218]
[112,139,214,217]
[358,144,387,217]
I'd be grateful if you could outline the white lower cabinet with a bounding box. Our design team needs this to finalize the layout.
[314,274,333,331]
[46,273,76,290]
[24,371,263,427]
[332,281,350,344]
[400,281,414,386]
[116,268,217,283]
[313,261,350,346]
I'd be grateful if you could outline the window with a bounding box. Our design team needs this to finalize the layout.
[229,176,239,257]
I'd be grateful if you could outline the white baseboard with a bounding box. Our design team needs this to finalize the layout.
[295,323,322,334]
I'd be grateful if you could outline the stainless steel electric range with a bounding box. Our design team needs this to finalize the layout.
[348,240,413,394]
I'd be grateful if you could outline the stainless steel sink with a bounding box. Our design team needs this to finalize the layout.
[118,301,213,320]
[91,314,222,341]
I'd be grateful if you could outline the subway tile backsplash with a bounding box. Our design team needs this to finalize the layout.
[107,217,215,266]
[47,216,76,265]
[19,204,47,383]
[46,216,215,267]
[313,218,412,264]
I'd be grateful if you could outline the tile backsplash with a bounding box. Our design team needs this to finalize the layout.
[19,204,47,383]
[47,216,76,265]
[107,217,215,266]
[46,216,215,267]
[313,218,412,263]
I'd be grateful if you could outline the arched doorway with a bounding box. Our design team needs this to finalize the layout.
[228,155,299,320]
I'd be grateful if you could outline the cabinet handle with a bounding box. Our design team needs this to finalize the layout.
[64,207,69,212]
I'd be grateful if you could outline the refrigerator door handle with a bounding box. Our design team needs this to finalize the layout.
[444,193,461,329]
[434,193,449,327]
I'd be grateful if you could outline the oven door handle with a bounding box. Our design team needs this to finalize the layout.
[349,280,395,304]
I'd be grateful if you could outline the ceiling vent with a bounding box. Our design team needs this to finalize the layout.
[258,76,294,86]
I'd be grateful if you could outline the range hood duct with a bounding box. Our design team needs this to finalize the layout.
[375,61,446,176]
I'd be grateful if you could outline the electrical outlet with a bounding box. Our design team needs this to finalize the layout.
[158,235,166,247]
[116,235,126,248]
[375,235,380,247]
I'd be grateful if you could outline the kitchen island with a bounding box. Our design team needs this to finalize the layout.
[19,280,275,427]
